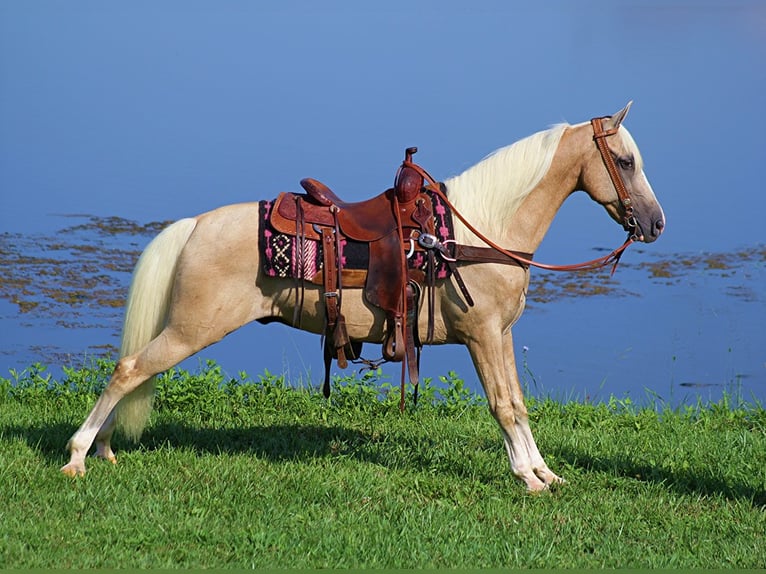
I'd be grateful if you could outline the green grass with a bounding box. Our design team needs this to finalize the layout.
[1,360,764,568]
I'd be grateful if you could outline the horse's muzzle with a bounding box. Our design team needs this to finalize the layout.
[637,216,665,243]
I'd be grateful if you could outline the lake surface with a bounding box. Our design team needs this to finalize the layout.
[1,214,763,407]
[2,3,764,408]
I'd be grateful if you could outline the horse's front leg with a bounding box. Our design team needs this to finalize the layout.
[465,331,549,491]
[501,329,564,487]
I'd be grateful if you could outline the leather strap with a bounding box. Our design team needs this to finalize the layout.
[320,225,337,398]
[425,250,436,343]
[453,244,533,266]
[402,283,419,411]
[292,196,306,327]
[320,226,347,371]
[591,117,637,235]
[320,227,339,329]
[442,258,474,307]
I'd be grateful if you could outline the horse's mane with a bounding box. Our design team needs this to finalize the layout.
[443,124,569,242]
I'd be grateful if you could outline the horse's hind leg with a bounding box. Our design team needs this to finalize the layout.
[93,410,118,463]
[62,353,159,476]
[61,328,214,476]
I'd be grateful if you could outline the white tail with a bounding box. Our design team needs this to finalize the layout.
[114,218,197,440]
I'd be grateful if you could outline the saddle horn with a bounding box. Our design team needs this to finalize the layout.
[395,147,424,203]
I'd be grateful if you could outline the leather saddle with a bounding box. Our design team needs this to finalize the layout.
[269,148,435,403]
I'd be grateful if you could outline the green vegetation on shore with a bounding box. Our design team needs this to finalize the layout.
[1,360,764,568]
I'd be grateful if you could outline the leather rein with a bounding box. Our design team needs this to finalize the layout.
[406,117,639,274]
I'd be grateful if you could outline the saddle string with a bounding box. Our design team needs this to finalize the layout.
[292,196,306,327]
[392,193,409,411]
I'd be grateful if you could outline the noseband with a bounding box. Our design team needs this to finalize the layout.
[590,117,640,240]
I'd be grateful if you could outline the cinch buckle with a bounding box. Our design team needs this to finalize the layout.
[417,233,439,249]
[406,232,458,262]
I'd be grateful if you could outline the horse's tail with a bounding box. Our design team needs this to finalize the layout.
[114,218,198,441]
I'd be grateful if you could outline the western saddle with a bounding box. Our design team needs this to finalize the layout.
[269,147,448,408]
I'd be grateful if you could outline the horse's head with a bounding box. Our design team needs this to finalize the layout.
[579,102,665,243]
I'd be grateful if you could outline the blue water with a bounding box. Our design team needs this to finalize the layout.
[1,214,762,407]
[511,259,765,405]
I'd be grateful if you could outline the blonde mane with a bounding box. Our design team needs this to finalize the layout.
[443,124,568,242]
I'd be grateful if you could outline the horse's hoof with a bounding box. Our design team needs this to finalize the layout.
[60,463,86,477]
[535,467,565,486]
[523,475,548,492]
[546,477,566,492]
[525,474,565,494]
[94,451,117,465]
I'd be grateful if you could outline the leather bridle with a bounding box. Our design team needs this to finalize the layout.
[405,118,639,274]
[591,116,640,240]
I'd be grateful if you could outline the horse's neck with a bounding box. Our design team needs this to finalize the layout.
[503,128,584,253]
[446,125,583,253]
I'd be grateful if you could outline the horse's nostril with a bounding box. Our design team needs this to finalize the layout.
[655,219,665,234]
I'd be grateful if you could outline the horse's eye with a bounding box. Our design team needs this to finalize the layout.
[618,157,634,171]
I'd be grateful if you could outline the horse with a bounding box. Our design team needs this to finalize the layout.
[61,102,665,491]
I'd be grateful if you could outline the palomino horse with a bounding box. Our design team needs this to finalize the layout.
[62,102,665,491]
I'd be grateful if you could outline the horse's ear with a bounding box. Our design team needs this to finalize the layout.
[605,101,633,130]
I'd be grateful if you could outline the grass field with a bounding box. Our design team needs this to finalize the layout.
[1,360,764,568]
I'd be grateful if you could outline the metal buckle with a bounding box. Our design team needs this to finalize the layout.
[417,233,439,249]
[406,234,458,262]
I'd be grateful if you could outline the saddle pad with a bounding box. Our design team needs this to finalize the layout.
[258,189,455,281]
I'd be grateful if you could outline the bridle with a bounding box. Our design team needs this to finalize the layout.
[591,116,640,240]
[406,117,639,274]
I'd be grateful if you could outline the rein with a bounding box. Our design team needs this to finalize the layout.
[404,118,637,275]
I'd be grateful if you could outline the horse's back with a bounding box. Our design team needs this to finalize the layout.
[186,201,263,263]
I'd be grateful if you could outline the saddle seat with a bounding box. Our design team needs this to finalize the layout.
[301,178,400,242]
